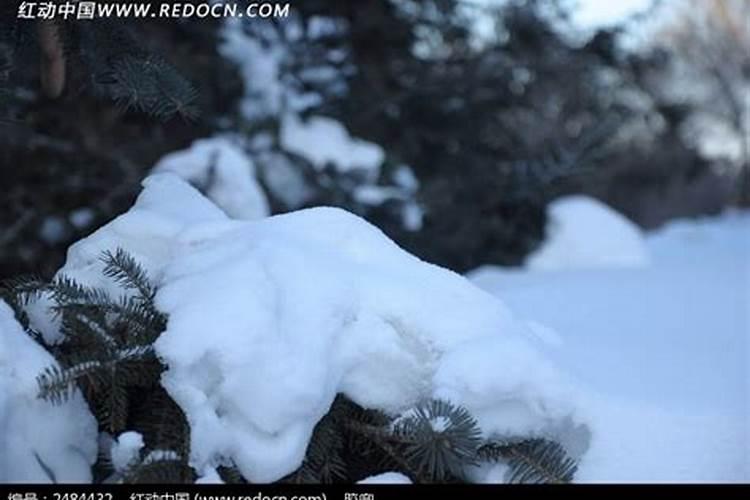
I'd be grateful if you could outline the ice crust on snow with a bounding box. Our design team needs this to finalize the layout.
[31,173,589,483]
[152,137,269,220]
[526,195,650,271]
[0,301,98,483]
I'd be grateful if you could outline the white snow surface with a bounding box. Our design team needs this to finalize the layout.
[110,432,145,473]
[33,174,590,483]
[152,137,269,220]
[357,472,412,484]
[469,210,750,482]
[0,301,98,483]
[525,195,650,271]
[281,114,384,173]
[219,19,286,121]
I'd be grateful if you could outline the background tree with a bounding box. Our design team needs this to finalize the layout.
[0,0,742,278]
[644,0,749,204]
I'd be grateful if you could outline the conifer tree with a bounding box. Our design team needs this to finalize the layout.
[0,1,197,120]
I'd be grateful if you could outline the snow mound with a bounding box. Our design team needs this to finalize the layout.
[527,195,649,271]
[154,204,589,481]
[36,174,589,483]
[0,301,97,483]
[152,137,269,220]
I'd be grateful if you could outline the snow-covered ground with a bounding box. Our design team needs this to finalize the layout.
[469,197,749,482]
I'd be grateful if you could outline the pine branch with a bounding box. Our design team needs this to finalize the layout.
[217,465,246,484]
[285,399,348,483]
[37,360,105,405]
[107,55,199,120]
[48,276,112,309]
[342,419,419,482]
[122,454,194,484]
[393,399,482,482]
[0,274,49,344]
[130,387,190,458]
[71,18,199,119]
[99,376,130,433]
[37,345,154,404]
[47,275,166,345]
[59,307,119,350]
[478,438,578,484]
[1,274,49,306]
[101,248,156,300]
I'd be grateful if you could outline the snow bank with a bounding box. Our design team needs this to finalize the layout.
[152,137,269,220]
[526,195,649,270]
[469,211,750,481]
[37,174,589,483]
[281,114,384,173]
[0,301,97,483]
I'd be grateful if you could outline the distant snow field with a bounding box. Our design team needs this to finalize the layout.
[470,196,749,482]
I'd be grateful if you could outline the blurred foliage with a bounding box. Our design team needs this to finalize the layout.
[0,0,742,278]
[0,5,243,279]
[272,0,732,270]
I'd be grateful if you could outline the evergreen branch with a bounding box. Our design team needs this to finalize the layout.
[286,401,348,483]
[48,279,166,344]
[122,453,193,484]
[343,419,420,483]
[61,309,119,351]
[97,376,130,433]
[0,274,49,345]
[37,345,155,405]
[393,399,482,482]
[108,55,199,120]
[37,360,104,404]
[48,276,112,309]
[0,274,49,306]
[101,248,156,300]
[130,387,191,460]
[478,438,578,484]
[217,465,246,484]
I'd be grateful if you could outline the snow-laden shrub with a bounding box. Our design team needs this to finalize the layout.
[5,174,590,483]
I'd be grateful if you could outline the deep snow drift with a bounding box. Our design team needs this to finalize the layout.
[470,198,749,481]
[18,174,590,483]
[0,301,97,483]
